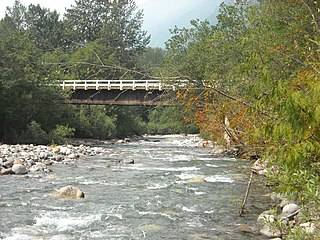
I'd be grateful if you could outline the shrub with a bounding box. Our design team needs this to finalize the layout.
[50,125,75,145]
[22,121,49,145]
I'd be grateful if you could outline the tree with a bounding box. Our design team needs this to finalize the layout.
[0,13,73,143]
[64,0,150,68]
[4,0,26,30]
[25,4,65,51]
[163,0,320,220]
[164,4,255,144]
[135,47,166,79]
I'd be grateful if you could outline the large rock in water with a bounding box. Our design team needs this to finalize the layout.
[53,186,85,199]
[12,164,28,175]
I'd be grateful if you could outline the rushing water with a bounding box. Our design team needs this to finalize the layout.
[0,135,268,240]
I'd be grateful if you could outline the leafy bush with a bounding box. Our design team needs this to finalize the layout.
[147,107,198,135]
[22,121,49,145]
[72,106,116,139]
[50,125,75,145]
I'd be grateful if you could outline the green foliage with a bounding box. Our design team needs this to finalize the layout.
[68,40,121,80]
[25,4,65,51]
[22,121,49,145]
[72,106,116,140]
[163,1,320,231]
[147,107,198,135]
[21,122,76,145]
[0,0,154,144]
[64,0,150,67]
[50,125,75,145]
[136,47,166,74]
[106,106,147,138]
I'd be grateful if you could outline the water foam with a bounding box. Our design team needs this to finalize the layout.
[122,166,199,172]
[35,212,102,232]
[147,183,169,190]
[205,175,234,183]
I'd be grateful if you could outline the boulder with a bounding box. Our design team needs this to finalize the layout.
[14,159,22,164]
[52,146,61,153]
[39,152,48,159]
[257,210,275,224]
[251,159,267,172]
[43,160,53,166]
[68,153,77,159]
[12,164,28,175]
[53,185,85,199]
[279,198,293,208]
[282,203,300,219]
[2,158,14,168]
[29,162,47,172]
[59,146,71,155]
[260,225,282,238]
[1,168,14,175]
[282,203,300,214]
[299,222,316,234]
[212,146,226,155]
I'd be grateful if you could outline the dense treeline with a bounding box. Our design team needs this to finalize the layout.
[163,0,319,237]
[0,0,196,144]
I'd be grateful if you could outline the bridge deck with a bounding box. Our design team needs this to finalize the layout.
[60,80,188,91]
[58,79,189,105]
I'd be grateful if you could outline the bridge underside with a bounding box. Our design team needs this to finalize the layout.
[68,89,176,106]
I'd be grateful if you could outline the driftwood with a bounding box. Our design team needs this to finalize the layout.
[239,171,255,216]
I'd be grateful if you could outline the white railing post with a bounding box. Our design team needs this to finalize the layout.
[57,79,189,92]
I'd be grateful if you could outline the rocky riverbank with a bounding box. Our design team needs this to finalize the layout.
[0,143,109,175]
[248,159,319,239]
[0,135,235,176]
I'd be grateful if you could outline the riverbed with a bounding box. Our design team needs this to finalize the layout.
[0,135,269,239]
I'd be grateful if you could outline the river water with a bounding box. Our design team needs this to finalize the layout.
[0,135,268,240]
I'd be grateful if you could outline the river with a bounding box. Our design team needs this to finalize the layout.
[0,135,268,239]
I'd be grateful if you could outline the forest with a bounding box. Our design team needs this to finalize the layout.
[0,0,319,237]
[0,0,197,145]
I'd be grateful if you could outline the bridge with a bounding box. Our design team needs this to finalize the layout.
[59,79,189,106]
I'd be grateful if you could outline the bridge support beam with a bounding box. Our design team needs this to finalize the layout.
[67,89,175,106]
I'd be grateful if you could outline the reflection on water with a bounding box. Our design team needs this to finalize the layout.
[0,135,269,239]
